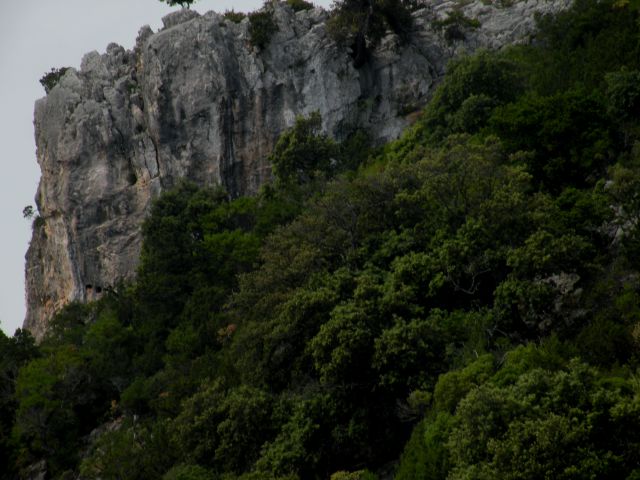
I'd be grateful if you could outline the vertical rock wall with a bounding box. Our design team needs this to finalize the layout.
[24,0,570,339]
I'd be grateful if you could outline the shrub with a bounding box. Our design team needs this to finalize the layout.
[248,8,279,49]
[163,464,215,480]
[39,67,70,94]
[269,112,339,185]
[286,0,314,12]
[160,0,197,7]
[330,470,377,480]
[433,10,481,43]
[327,0,413,67]
[224,9,246,23]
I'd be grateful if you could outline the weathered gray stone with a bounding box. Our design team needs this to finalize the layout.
[24,0,571,339]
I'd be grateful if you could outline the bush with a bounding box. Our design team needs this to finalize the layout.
[489,88,613,191]
[327,0,413,67]
[39,67,70,94]
[163,464,215,480]
[160,0,197,7]
[420,50,523,142]
[330,470,377,480]
[224,9,246,23]
[433,10,481,43]
[269,112,339,185]
[248,8,279,49]
[286,0,314,12]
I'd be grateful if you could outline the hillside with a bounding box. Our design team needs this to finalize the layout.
[3,0,640,479]
[23,0,566,340]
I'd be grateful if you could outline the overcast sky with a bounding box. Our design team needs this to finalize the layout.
[0,0,331,336]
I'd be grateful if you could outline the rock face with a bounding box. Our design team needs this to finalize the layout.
[24,0,571,339]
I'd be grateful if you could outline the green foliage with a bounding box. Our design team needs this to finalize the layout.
[286,0,315,12]
[172,383,274,474]
[606,68,640,123]
[160,0,197,8]
[397,353,640,480]
[327,0,414,67]
[372,313,448,390]
[248,7,279,49]
[22,205,34,219]
[253,399,321,477]
[163,464,216,480]
[223,10,247,23]
[518,0,640,94]
[0,329,38,479]
[32,215,45,231]
[270,112,340,185]
[420,50,523,142]
[80,419,175,479]
[84,309,136,392]
[39,67,69,94]
[606,68,640,146]
[394,413,454,480]
[330,470,377,480]
[433,354,494,413]
[490,88,613,191]
[432,10,481,43]
[13,346,95,474]
[447,360,640,479]
[10,2,640,478]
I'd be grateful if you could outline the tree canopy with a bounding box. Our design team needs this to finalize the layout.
[5,0,640,478]
[160,0,197,8]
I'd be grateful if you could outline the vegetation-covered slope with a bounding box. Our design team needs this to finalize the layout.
[3,0,640,478]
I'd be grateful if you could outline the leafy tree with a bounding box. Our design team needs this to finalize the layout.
[13,345,99,475]
[0,329,38,479]
[248,7,279,49]
[172,383,275,474]
[447,360,640,479]
[160,0,197,8]
[327,0,414,67]
[519,0,640,94]
[270,112,339,185]
[606,68,640,146]
[80,419,175,479]
[224,10,247,23]
[133,184,228,369]
[394,413,454,480]
[10,2,640,478]
[22,205,34,220]
[397,346,640,480]
[419,50,523,142]
[163,464,216,480]
[39,67,69,94]
[489,88,613,191]
[432,354,494,414]
[432,9,481,44]
[286,0,315,12]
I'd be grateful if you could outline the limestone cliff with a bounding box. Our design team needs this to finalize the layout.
[24,0,570,339]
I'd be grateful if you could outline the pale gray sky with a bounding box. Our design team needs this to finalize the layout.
[0,0,331,336]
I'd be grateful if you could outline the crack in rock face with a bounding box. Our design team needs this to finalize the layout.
[24,0,571,340]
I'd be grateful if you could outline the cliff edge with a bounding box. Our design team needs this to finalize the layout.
[24,0,570,339]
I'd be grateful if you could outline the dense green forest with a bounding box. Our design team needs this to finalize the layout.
[4,0,640,478]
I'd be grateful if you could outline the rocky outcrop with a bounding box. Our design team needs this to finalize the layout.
[24,0,571,339]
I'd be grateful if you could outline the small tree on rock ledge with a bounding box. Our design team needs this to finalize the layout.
[159,0,197,8]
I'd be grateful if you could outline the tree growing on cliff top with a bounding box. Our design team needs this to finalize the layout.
[39,67,69,94]
[160,0,197,8]
[328,0,414,67]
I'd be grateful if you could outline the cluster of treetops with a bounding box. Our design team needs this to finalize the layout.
[211,0,420,67]
[41,0,417,95]
[5,0,640,478]
[165,0,421,67]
